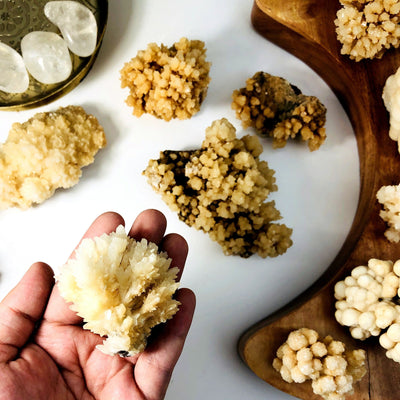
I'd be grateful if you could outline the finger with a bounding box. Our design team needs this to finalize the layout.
[44,212,125,325]
[134,288,196,400]
[0,262,54,362]
[160,233,188,281]
[129,209,167,245]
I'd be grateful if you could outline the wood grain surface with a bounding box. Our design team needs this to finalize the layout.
[238,1,400,399]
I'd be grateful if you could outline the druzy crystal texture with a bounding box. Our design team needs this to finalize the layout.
[0,42,29,93]
[21,31,72,84]
[44,1,98,57]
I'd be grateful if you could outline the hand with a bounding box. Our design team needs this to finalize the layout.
[0,210,196,400]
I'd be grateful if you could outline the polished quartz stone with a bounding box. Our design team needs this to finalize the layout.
[44,1,98,57]
[0,42,29,93]
[21,31,72,84]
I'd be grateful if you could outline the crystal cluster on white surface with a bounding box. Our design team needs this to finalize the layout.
[44,1,98,57]
[0,0,98,92]
[21,31,72,85]
[0,42,29,93]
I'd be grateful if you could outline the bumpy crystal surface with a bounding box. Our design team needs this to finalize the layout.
[21,31,72,84]
[0,42,29,93]
[44,1,98,57]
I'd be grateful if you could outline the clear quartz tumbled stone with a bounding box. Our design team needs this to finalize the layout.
[21,31,72,84]
[44,1,98,57]
[0,42,29,93]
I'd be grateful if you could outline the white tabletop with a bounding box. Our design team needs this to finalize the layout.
[0,1,360,399]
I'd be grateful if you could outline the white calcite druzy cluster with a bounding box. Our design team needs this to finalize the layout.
[57,226,181,357]
[0,105,106,209]
[0,1,98,91]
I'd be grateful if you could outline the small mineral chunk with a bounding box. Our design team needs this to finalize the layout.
[143,118,293,258]
[57,225,180,357]
[0,105,106,209]
[380,323,400,363]
[21,31,72,84]
[334,259,400,340]
[273,328,367,400]
[120,37,211,121]
[44,1,98,57]
[335,0,400,61]
[377,184,400,242]
[232,72,326,151]
[334,258,400,363]
[0,42,29,93]
[382,66,400,152]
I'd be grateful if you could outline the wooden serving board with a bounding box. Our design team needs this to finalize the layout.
[238,1,400,399]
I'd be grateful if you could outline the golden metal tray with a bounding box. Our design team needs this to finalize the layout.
[0,0,108,111]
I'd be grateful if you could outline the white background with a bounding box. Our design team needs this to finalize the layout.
[0,1,360,399]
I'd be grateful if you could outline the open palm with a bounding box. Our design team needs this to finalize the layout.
[0,210,196,400]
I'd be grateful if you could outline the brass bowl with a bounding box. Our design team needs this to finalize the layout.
[0,0,108,111]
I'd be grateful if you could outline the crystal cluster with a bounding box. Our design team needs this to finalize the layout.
[0,105,106,209]
[273,328,366,400]
[335,0,400,61]
[57,226,180,357]
[120,37,211,121]
[0,1,98,92]
[382,65,400,153]
[231,72,327,151]
[143,118,293,258]
[334,259,400,364]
